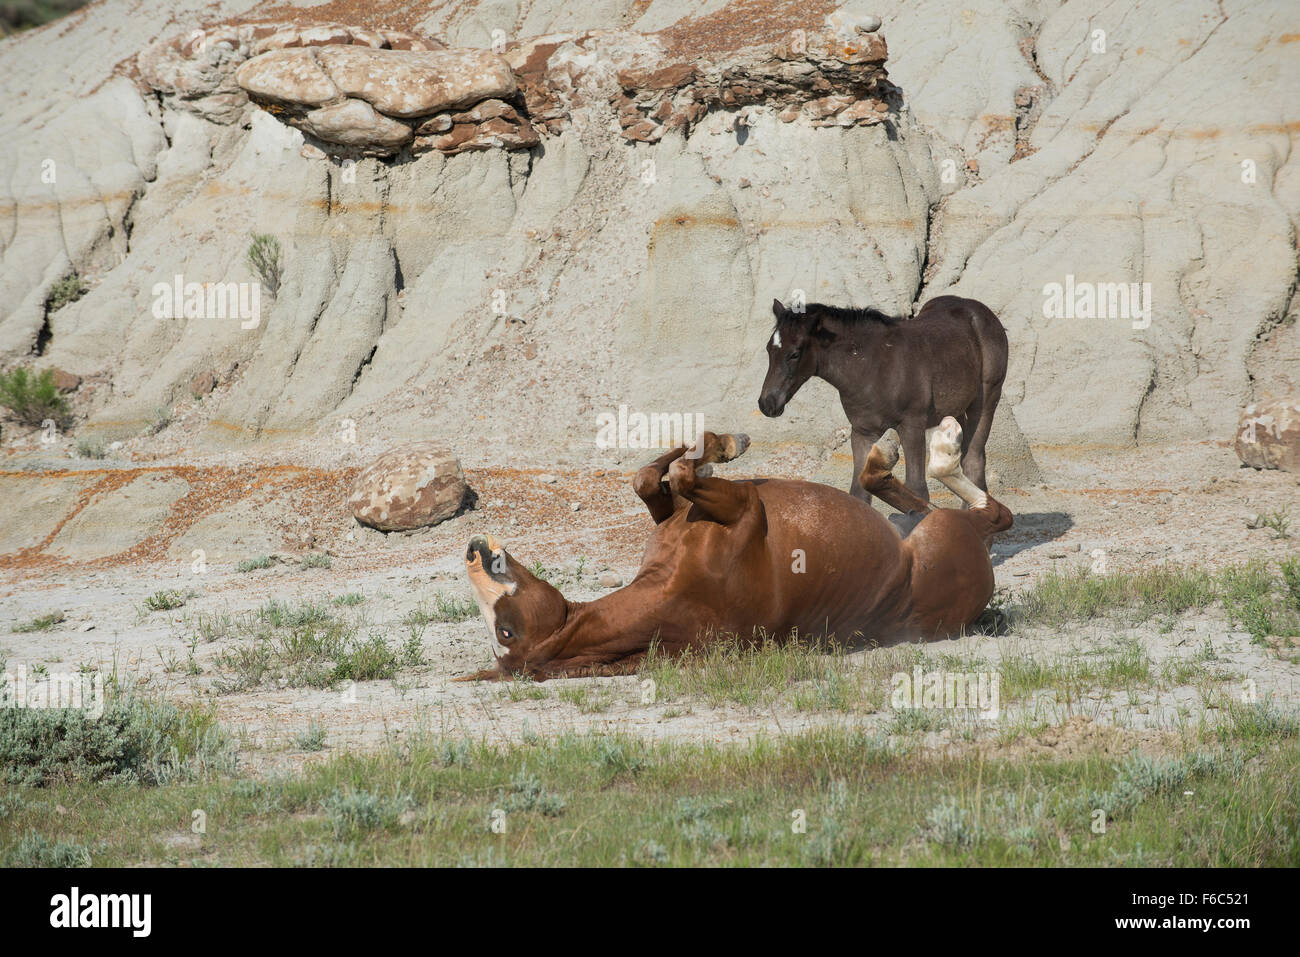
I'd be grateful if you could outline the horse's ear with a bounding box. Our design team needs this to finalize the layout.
[771,298,787,319]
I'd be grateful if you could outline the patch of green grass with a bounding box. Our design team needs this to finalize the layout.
[143,589,188,612]
[1261,506,1292,540]
[0,367,71,429]
[406,592,479,625]
[293,721,328,752]
[299,552,332,570]
[257,599,332,630]
[236,555,273,574]
[332,593,366,607]
[1018,560,1300,642]
[401,628,425,667]
[12,612,65,633]
[558,685,615,714]
[641,634,886,712]
[331,635,400,683]
[7,719,1294,866]
[1017,564,1217,627]
[74,437,106,459]
[1217,699,1300,745]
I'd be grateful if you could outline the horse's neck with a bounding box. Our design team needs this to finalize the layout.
[551,574,666,656]
[815,321,888,388]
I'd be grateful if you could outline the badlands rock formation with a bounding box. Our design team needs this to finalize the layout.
[0,0,1296,490]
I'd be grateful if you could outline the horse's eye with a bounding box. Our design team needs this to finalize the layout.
[788,349,802,361]
[499,628,514,642]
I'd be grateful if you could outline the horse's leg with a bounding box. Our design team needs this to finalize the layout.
[849,428,881,504]
[633,445,691,524]
[963,379,1002,493]
[926,416,1013,542]
[859,430,933,515]
[667,432,754,525]
[899,421,931,504]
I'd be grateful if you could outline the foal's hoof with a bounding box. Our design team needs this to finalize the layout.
[926,417,964,480]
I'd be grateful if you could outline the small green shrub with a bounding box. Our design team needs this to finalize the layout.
[0,367,72,429]
[143,590,188,612]
[3,831,91,867]
[247,233,283,295]
[322,789,410,836]
[45,273,88,312]
[0,696,235,787]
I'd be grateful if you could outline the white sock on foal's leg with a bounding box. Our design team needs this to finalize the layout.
[926,416,988,509]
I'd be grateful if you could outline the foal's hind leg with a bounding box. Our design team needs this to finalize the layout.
[963,379,1002,493]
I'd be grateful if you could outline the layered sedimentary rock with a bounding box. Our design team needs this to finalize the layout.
[137,15,897,156]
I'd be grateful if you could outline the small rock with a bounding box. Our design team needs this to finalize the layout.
[598,572,622,588]
[570,501,582,512]
[80,623,95,632]
[190,371,217,398]
[538,473,558,484]
[50,369,82,393]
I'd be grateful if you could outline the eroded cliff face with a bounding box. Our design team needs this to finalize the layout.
[0,0,1296,482]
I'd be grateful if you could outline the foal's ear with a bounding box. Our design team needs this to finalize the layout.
[771,298,787,320]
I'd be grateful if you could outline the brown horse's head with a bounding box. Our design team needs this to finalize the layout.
[464,535,568,675]
[758,299,818,417]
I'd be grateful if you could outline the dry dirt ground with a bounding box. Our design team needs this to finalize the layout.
[2,433,1297,775]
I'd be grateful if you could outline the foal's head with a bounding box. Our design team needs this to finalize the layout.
[758,299,819,417]
[464,535,568,675]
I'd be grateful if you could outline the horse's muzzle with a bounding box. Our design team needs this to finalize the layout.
[758,393,785,418]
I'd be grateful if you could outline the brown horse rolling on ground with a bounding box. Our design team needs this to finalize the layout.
[460,418,1012,681]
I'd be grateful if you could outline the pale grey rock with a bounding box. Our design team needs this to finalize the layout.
[300,98,414,150]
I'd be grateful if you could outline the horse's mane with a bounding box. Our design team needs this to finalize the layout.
[784,303,902,326]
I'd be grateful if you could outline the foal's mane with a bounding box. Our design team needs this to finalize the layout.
[783,302,902,327]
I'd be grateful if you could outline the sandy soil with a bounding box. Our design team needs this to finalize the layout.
[2,434,1297,773]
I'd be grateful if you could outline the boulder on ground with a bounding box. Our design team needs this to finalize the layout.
[1235,399,1300,472]
[348,442,466,531]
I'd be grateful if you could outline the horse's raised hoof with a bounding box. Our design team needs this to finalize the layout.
[872,429,902,470]
[687,431,750,465]
[720,432,750,462]
[926,416,964,480]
